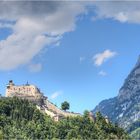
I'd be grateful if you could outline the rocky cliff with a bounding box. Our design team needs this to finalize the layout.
[93,56,140,133]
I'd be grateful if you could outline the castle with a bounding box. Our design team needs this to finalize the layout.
[6,80,43,103]
[5,80,81,121]
[5,80,109,122]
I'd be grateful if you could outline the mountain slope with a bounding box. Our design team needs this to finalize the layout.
[93,56,140,138]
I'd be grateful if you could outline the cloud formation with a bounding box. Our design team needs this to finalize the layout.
[98,70,107,76]
[50,91,62,100]
[93,1,140,24]
[93,50,117,66]
[0,1,87,70]
[0,1,140,71]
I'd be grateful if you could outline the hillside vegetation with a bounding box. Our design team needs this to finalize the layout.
[0,97,129,139]
[127,119,140,139]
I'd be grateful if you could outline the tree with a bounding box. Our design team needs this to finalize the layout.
[83,110,90,118]
[0,97,130,139]
[61,101,70,111]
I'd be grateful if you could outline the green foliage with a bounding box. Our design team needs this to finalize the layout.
[130,127,140,139]
[83,110,90,117]
[128,119,140,139]
[0,97,130,139]
[61,101,70,111]
[0,130,3,140]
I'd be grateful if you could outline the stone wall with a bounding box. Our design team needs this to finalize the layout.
[44,99,81,118]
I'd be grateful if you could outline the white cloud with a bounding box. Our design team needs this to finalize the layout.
[93,50,117,66]
[28,63,42,73]
[50,91,62,100]
[1,1,139,71]
[0,1,87,71]
[98,70,107,76]
[115,12,128,23]
[93,2,140,24]
[0,29,59,70]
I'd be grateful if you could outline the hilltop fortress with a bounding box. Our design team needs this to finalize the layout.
[5,80,81,121]
[6,80,43,102]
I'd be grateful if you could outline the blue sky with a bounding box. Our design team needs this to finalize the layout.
[0,1,140,113]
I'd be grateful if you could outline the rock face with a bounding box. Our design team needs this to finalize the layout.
[93,56,140,130]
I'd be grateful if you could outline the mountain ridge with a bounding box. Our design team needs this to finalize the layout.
[93,56,140,138]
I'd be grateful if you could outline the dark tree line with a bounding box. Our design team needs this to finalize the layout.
[0,97,130,139]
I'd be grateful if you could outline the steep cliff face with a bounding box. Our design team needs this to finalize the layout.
[118,56,140,103]
[93,56,140,130]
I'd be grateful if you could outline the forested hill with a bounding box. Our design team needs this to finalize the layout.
[0,97,129,139]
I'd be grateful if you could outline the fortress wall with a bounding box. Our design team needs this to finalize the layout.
[6,85,41,97]
[5,81,42,100]
[45,100,64,114]
[44,99,80,117]
[36,105,56,118]
[44,108,56,118]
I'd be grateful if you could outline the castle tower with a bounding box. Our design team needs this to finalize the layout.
[8,80,15,87]
[6,80,15,97]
